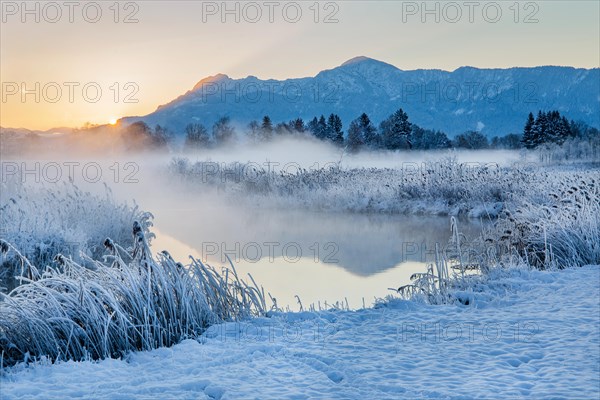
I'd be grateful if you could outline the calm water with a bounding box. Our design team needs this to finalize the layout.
[150,204,485,310]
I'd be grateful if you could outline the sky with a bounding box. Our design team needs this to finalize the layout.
[1,0,599,130]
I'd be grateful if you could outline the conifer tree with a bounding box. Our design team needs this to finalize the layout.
[346,120,363,152]
[290,118,305,133]
[381,108,412,150]
[326,114,343,145]
[261,116,273,141]
[522,112,537,149]
[346,113,378,150]
[316,115,328,140]
[359,113,379,148]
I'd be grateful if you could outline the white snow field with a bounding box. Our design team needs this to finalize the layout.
[2,265,598,400]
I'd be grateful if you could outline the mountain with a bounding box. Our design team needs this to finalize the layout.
[0,126,76,136]
[120,57,600,137]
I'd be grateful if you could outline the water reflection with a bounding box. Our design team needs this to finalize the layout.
[151,207,485,309]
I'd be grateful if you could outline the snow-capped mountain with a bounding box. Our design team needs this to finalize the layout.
[121,57,600,137]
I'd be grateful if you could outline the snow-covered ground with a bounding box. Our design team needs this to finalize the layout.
[2,265,598,399]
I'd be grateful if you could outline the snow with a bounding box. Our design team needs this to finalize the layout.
[119,60,600,137]
[2,265,598,399]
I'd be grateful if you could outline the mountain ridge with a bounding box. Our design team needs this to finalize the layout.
[119,57,600,137]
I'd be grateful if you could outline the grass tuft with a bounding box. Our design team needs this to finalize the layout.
[0,222,265,367]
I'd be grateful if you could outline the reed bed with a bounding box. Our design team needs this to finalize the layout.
[0,221,266,368]
[169,156,540,216]
[392,172,599,304]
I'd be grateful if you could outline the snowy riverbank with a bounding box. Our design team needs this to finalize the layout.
[2,265,598,399]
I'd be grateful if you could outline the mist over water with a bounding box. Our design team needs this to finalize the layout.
[171,136,532,169]
[3,136,518,308]
[149,207,485,309]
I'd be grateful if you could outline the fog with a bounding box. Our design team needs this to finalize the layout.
[3,133,524,308]
[171,136,533,170]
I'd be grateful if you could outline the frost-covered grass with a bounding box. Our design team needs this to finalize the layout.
[0,180,145,292]
[488,172,599,269]
[392,170,599,304]
[0,179,266,368]
[169,156,542,216]
[0,218,266,367]
[391,217,480,305]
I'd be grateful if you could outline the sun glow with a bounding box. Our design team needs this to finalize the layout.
[109,118,118,125]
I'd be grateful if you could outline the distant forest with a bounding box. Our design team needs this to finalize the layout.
[123,108,599,153]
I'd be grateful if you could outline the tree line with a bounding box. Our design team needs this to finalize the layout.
[181,110,481,151]
[121,108,597,152]
[521,110,598,149]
